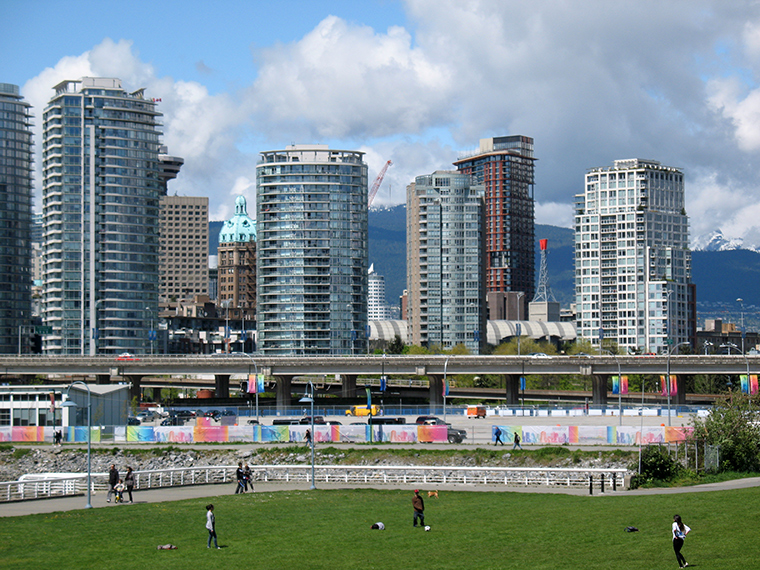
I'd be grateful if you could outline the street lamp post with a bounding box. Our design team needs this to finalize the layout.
[245,353,259,421]
[221,299,231,354]
[299,382,316,490]
[145,306,154,356]
[61,381,92,509]
[603,349,622,426]
[443,356,450,423]
[703,341,713,355]
[666,341,690,427]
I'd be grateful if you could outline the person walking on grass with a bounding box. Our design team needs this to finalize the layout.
[672,514,691,568]
[106,464,118,503]
[206,504,220,549]
[412,489,425,527]
[124,466,135,503]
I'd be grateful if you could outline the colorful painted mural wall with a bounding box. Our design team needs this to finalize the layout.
[0,424,692,444]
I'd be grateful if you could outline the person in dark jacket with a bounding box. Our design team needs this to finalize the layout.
[124,466,135,503]
[106,464,119,503]
[412,489,425,527]
[235,462,245,494]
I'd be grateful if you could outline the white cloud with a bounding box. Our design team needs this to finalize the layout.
[18,3,760,249]
[22,39,252,217]
[535,202,573,229]
[250,15,455,140]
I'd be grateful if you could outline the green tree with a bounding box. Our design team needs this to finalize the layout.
[689,393,760,472]
[386,334,405,355]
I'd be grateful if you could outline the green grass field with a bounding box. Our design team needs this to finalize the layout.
[1,486,757,570]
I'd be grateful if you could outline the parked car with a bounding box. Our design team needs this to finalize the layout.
[246,419,260,425]
[415,415,445,425]
[414,416,467,443]
[172,410,196,419]
[204,410,221,420]
[221,410,236,417]
[345,405,380,416]
[368,416,406,425]
[272,419,299,425]
[161,417,185,426]
[127,416,141,426]
[136,410,158,422]
[299,416,326,424]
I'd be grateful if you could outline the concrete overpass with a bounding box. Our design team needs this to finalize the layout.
[0,354,752,410]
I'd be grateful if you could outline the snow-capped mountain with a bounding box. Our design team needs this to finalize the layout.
[691,229,751,252]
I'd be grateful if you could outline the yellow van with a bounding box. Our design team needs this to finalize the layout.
[345,405,380,416]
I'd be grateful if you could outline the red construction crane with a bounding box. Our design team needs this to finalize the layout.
[368,160,392,208]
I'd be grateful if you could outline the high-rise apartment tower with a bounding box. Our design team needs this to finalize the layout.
[574,159,694,353]
[41,78,163,355]
[406,170,486,353]
[0,84,34,354]
[454,136,536,319]
[256,145,368,355]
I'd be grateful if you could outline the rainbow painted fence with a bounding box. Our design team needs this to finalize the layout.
[492,425,692,445]
[0,424,691,445]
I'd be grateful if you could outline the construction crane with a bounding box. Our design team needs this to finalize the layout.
[368,160,392,208]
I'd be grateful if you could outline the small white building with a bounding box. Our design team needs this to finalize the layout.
[0,384,130,427]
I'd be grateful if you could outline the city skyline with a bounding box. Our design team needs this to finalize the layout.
[4,1,760,249]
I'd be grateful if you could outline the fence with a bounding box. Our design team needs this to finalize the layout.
[645,441,720,473]
[0,464,628,503]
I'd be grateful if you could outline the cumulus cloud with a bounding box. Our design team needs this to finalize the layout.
[22,39,251,216]
[18,2,760,242]
[250,15,455,140]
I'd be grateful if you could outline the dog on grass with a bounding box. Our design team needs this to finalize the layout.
[427,490,439,499]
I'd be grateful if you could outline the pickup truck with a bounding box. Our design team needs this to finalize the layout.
[415,416,468,444]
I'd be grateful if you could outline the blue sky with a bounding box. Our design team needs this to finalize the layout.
[5,0,760,247]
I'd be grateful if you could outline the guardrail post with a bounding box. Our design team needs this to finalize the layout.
[612,472,617,491]
[589,474,593,495]
[600,473,605,493]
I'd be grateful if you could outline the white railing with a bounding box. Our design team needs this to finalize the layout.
[0,464,628,502]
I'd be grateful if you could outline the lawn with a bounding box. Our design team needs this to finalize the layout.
[0,486,757,570]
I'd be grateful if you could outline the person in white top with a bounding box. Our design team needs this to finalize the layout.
[206,504,220,549]
[671,514,691,568]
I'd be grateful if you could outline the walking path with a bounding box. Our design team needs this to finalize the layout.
[3,476,759,518]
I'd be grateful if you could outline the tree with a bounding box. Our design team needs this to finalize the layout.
[689,393,760,472]
[386,334,404,355]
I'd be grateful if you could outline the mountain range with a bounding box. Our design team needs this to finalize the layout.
[210,205,759,325]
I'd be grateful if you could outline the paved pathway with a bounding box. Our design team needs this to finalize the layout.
[3,476,759,518]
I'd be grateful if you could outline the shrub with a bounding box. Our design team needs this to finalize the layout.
[630,445,681,488]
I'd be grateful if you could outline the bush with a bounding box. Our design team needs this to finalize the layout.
[630,445,681,488]
[689,394,760,473]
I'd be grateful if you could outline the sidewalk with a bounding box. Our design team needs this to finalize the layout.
[4,476,760,518]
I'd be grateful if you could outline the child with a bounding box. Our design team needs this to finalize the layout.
[113,479,126,503]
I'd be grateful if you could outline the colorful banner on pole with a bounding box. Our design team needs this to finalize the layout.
[660,375,677,396]
[740,374,759,395]
[443,377,449,397]
[247,374,266,394]
[612,376,629,395]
